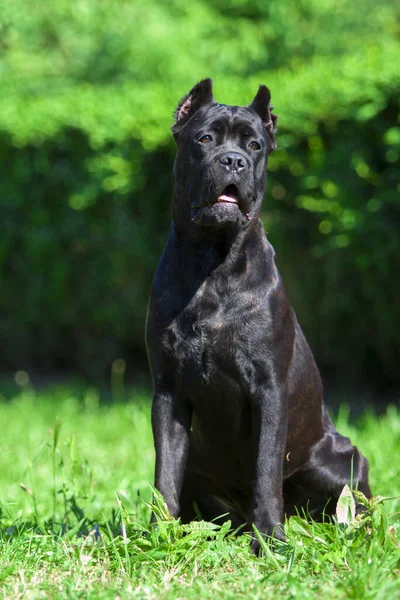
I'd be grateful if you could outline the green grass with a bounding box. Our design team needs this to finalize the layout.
[0,383,399,599]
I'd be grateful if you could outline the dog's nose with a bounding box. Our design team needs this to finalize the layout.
[219,152,246,172]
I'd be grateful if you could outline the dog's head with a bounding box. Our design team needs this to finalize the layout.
[171,78,277,229]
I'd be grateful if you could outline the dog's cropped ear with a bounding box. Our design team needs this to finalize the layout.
[249,85,278,151]
[172,78,214,135]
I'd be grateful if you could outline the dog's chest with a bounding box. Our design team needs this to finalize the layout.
[162,282,241,384]
[164,314,229,381]
[161,280,265,402]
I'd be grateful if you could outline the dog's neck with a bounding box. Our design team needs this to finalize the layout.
[172,212,275,283]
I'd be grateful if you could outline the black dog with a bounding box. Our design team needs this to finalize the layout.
[146,79,371,552]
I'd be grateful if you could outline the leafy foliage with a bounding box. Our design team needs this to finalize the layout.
[0,0,399,381]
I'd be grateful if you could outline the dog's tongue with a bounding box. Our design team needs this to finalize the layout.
[217,194,238,204]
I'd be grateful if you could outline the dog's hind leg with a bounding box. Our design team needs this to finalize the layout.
[284,431,371,519]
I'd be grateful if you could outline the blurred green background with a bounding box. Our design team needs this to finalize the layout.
[0,0,399,393]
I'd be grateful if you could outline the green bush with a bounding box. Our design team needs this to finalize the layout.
[0,0,399,382]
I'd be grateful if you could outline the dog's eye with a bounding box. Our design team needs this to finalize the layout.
[199,135,213,143]
[249,141,261,150]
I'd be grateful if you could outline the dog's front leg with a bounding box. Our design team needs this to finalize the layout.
[151,388,192,519]
[251,387,287,553]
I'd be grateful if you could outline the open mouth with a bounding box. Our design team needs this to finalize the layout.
[191,183,251,225]
[192,184,240,209]
[217,184,239,205]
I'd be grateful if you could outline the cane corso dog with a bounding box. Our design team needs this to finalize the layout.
[146,79,371,552]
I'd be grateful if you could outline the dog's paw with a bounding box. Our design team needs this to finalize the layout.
[251,523,286,555]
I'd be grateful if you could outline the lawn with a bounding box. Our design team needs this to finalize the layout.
[0,382,399,599]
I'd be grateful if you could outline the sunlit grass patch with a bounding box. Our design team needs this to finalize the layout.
[0,387,399,599]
